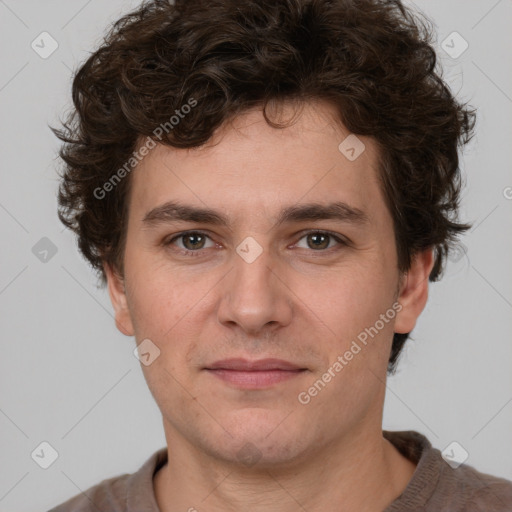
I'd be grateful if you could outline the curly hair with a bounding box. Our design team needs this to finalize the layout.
[52,0,476,373]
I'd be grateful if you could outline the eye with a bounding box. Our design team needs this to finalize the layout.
[164,229,346,257]
[165,231,216,254]
[295,231,346,251]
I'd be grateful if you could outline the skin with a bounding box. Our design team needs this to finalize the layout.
[105,100,433,512]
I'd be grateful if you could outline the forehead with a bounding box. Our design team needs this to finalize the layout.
[129,101,384,226]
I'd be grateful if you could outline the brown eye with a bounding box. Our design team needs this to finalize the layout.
[181,233,206,250]
[165,231,215,253]
[306,232,330,250]
[295,231,345,251]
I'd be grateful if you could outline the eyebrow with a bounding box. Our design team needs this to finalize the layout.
[142,200,369,230]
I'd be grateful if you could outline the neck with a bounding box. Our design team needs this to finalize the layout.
[154,424,416,512]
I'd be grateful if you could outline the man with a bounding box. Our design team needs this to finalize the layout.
[50,0,512,510]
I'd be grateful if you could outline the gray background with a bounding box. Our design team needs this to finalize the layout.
[0,1,511,510]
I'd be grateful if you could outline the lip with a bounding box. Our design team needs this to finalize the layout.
[205,358,305,371]
[204,358,307,389]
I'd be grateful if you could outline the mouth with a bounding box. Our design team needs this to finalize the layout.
[204,358,308,389]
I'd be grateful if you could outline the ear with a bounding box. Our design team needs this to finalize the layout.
[104,262,135,337]
[394,248,435,334]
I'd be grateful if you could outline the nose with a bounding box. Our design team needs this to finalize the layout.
[216,244,293,335]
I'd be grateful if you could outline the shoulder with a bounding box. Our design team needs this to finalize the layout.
[48,473,130,512]
[383,430,512,512]
[48,447,168,512]
[440,462,512,511]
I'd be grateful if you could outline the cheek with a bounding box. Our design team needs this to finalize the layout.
[124,259,184,340]
[314,262,394,324]
[303,259,398,370]
[124,261,217,371]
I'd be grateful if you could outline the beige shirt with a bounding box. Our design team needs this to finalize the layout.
[49,430,512,511]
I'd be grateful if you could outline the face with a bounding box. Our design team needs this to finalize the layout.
[106,100,432,469]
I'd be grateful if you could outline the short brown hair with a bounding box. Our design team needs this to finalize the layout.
[52,0,476,373]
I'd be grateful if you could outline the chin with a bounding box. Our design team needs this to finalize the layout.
[210,412,310,468]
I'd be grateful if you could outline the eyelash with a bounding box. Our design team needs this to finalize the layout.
[163,230,347,257]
